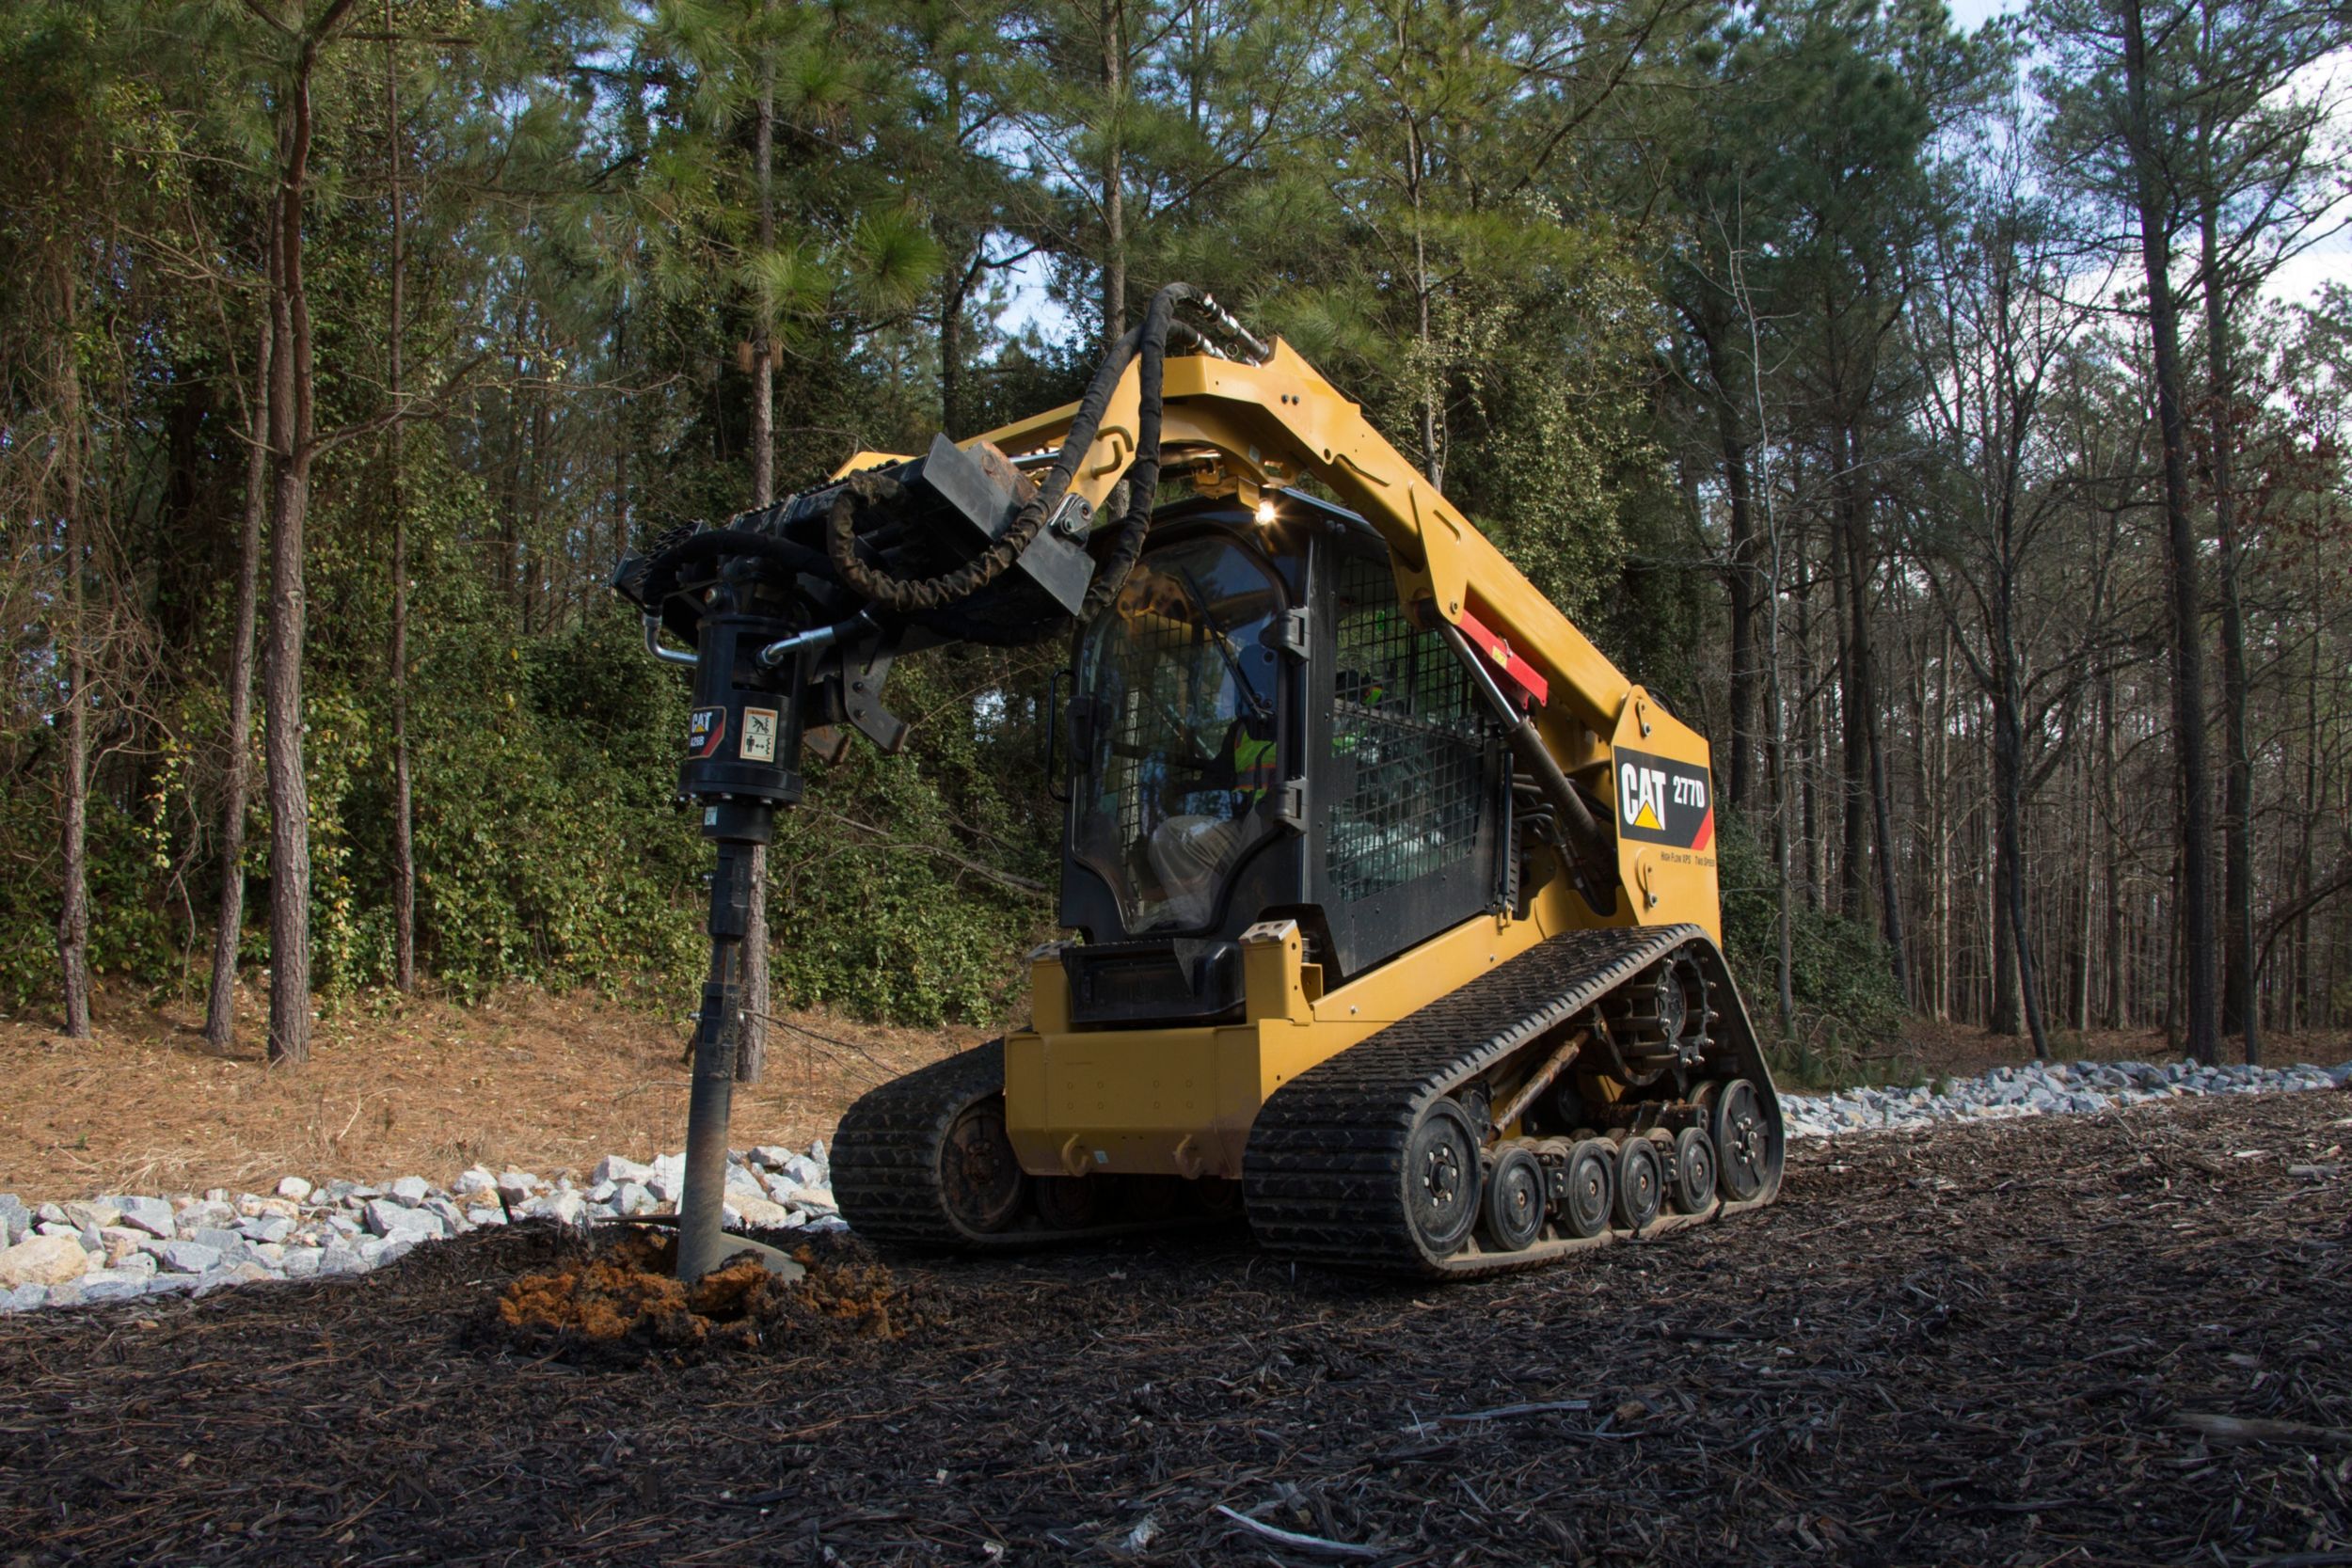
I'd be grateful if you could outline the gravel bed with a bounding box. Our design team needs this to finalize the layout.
[4,1055,2344,1314]
[0,1142,838,1313]
[1782,1054,2352,1137]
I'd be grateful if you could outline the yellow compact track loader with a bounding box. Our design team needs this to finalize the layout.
[614,284,1784,1281]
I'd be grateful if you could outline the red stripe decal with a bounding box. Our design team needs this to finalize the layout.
[1454,604,1549,706]
[1690,806,1714,853]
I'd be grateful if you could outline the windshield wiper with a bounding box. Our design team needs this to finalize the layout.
[1173,567,1272,721]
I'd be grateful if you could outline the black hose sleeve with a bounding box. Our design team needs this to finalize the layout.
[826,319,1152,611]
[632,529,833,606]
[1078,283,1193,620]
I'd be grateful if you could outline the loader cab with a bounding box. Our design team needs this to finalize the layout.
[1057,495,1514,1028]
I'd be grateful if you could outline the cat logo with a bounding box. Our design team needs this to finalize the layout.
[1614,747,1715,855]
[686,706,726,759]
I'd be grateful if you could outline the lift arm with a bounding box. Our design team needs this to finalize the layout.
[956,342,1636,738]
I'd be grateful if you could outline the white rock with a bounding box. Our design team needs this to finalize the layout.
[723,1195,797,1229]
[454,1166,498,1197]
[782,1155,824,1188]
[161,1241,221,1275]
[594,1155,655,1187]
[389,1176,432,1206]
[193,1262,273,1296]
[613,1181,652,1216]
[748,1147,798,1171]
[784,1184,836,1213]
[277,1176,314,1202]
[97,1227,149,1267]
[648,1155,686,1203]
[496,1171,542,1207]
[111,1196,173,1239]
[60,1199,121,1231]
[0,1234,91,1288]
[465,1206,507,1227]
[317,1247,367,1277]
[282,1249,322,1279]
[1,1283,45,1312]
[78,1270,154,1303]
[521,1191,586,1227]
[0,1196,28,1246]
[363,1199,443,1241]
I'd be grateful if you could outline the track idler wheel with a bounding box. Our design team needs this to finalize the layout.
[1404,1098,1483,1259]
[1711,1078,1775,1201]
[1555,1138,1615,1240]
[941,1096,1028,1233]
[1670,1127,1717,1214]
[1033,1175,1106,1230]
[1612,1134,1662,1232]
[1482,1145,1546,1252]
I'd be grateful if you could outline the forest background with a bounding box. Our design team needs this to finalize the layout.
[3,0,2348,1085]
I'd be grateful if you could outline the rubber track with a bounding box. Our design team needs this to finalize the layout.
[830,1039,1009,1248]
[831,1040,1225,1252]
[1244,924,1739,1277]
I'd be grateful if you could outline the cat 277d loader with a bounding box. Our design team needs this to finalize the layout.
[612,283,1786,1282]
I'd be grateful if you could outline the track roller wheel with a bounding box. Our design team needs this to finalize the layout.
[1711,1078,1774,1201]
[1613,1134,1661,1232]
[941,1096,1028,1233]
[1556,1138,1615,1239]
[1482,1145,1546,1252]
[1033,1175,1105,1229]
[1403,1098,1482,1259]
[1121,1176,1184,1222]
[1670,1127,1716,1214]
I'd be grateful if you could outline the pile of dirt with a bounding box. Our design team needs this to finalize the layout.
[492,1229,904,1360]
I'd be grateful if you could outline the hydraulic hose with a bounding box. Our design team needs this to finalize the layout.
[631,282,1224,622]
[824,310,1155,611]
[1077,282,1196,620]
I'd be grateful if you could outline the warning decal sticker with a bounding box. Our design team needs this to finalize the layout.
[1613,747,1716,853]
[740,707,779,764]
[687,706,726,759]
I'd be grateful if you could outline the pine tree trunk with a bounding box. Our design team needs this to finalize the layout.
[2124,0,2220,1065]
[739,31,777,1085]
[1993,683,2048,1059]
[263,26,338,1067]
[386,0,416,995]
[1099,0,1126,346]
[1719,412,1757,814]
[205,312,275,1049]
[54,268,91,1039]
[2199,202,2256,1064]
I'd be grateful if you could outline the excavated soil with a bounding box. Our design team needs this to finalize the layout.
[3,1090,2347,1566]
[490,1229,906,1360]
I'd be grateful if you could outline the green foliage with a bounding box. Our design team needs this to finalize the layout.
[1715,812,1908,1085]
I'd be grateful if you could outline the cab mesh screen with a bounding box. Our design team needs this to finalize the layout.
[1327,559,1488,901]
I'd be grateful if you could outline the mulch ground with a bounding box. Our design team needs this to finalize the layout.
[3,1090,2346,1568]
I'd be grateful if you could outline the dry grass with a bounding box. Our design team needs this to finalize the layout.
[0,981,977,1204]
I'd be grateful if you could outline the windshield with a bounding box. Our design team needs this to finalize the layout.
[1072,535,1284,934]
